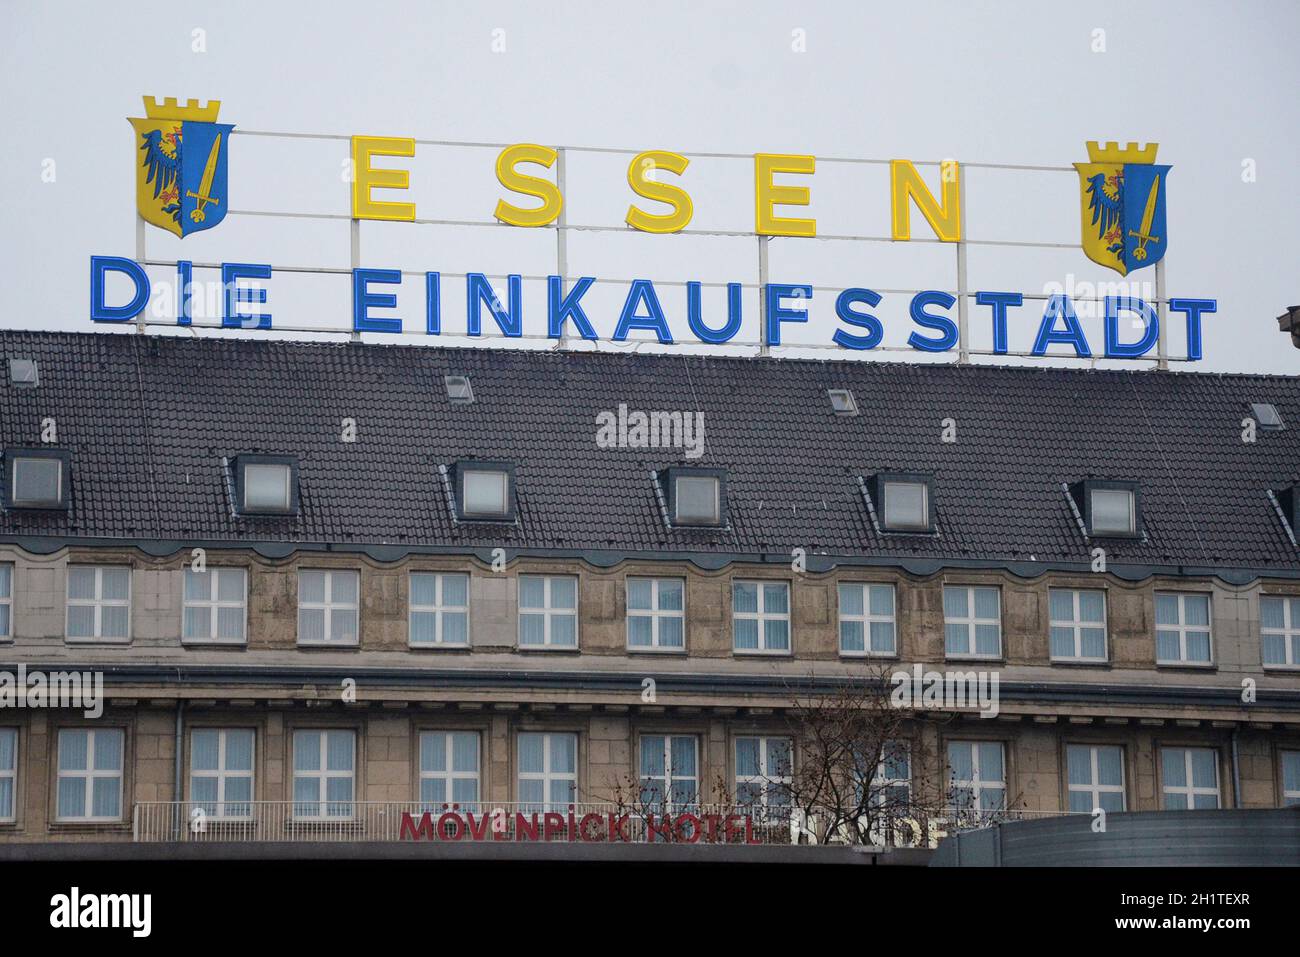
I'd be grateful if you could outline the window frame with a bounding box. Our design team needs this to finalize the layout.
[189,728,255,821]
[943,584,1002,660]
[65,564,132,643]
[639,733,700,813]
[517,574,579,649]
[1259,595,1300,670]
[0,561,12,640]
[872,472,934,533]
[1281,750,1300,807]
[296,568,361,647]
[408,571,471,648]
[233,454,299,516]
[1078,479,1142,538]
[626,576,686,652]
[291,729,356,821]
[1048,587,1109,663]
[837,581,897,657]
[734,735,793,809]
[55,727,124,822]
[418,730,481,809]
[663,467,728,528]
[182,566,248,645]
[452,460,516,523]
[1065,743,1127,812]
[946,740,1007,815]
[3,448,71,510]
[0,727,16,823]
[1154,591,1214,666]
[1160,746,1221,810]
[516,731,578,812]
[732,580,792,655]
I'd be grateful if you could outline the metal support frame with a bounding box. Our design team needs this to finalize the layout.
[955,162,970,364]
[555,147,569,349]
[757,235,770,356]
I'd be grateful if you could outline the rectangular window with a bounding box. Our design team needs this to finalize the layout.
[627,578,685,650]
[1282,751,1300,807]
[0,728,15,822]
[1155,593,1212,665]
[243,462,292,512]
[66,565,131,642]
[8,452,67,508]
[462,468,510,518]
[517,732,577,811]
[640,734,698,811]
[56,728,123,821]
[735,736,792,808]
[183,568,247,644]
[518,575,578,648]
[409,572,470,647]
[419,731,480,809]
[1066,744,1126,812]
[1260,597,1300,668]
[943,585,1001,658]
[297,570,359,646]
[190,729,254,820]
[870,741,912,807]
[947,741,1006,814]
[674,475,720,525]
[0,563,11,639]
[292,730,355,819]
[838,582,896,656]
[1049,588,1107,661]
[1090,486,1136,535]
[733,581,791,654]
[1161,747,1220,809]
[881,480,929,531]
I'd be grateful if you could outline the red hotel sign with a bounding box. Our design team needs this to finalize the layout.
[399,809,763,844]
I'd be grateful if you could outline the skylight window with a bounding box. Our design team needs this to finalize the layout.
[1074,479,1142,538]
[8,359,38,388]
[663,467,728,527]
[872,473,933,532]
[828,389,858,416]
[234,455,299,515]
[5,449,69,509]
[1251,403,1283,430]
[453,461,515,521]
[445,375,474,405]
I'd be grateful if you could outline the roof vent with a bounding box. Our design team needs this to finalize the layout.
[8,359,38,388]
[1250,402,1283,430]
[444,375,474,405]
[827,388,858,416]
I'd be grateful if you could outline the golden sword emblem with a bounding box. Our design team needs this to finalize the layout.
[186,133,223,223]
[1127,173,1161,262]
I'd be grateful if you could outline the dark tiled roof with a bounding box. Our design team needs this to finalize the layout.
[1,329,1298,577]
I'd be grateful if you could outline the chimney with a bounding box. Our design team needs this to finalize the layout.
[1278,305,1300,349]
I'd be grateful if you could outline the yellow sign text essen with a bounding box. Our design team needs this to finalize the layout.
[346,136,964,241]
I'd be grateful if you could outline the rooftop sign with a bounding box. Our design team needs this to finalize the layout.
[89,97,1217,363]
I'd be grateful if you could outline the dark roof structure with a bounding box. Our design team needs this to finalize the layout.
[2,329,1299,580]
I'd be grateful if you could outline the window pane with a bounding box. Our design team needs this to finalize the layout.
[519,613,544,645]
[410,610,437,643]
[1066,746,1091,786]
[883,481,927,528]
[451,733,478,773]
[183,607,209,640]
[410,573,437,607]
[216,606,244,641]
[100,568,129,601]
[1155,594,1178,626]
[763,584,789,615]
[0,730,14,770]
[59,730,88,771]
[326,732,353,771]
[973,588,999,619]
[551,735,576,773]
[100,605,129,639]
[733,583,757,614]
[628,616,653,647]
[0,564,10,599]
[1156,630,1180,661]
[1186,632,1211,662]
[947,743,973,781]
[191,730,220,771]
[330,571,358,605]
[299,571,326,604]
[1189,750,1216,789]
[1263,634,1286,665]
[734,618,758,649]
[294,733,321,772]
[550,577,577,610]
[441,574,468,607]
[1078,591,1104,623]
[217,569,245,603]
[67,567,96,601]
[974,624,1000,656]
[1080,628,1106,659]
[92,777,120,816]
[869,621,895,653]
[57,778,85,819]
[659,616,683,648]
[764,619,789,650]
[329,608,358,642]
[185,570,211,602]
[978,744,1003,782]
[675,476,718,524]
[1096,746,1123,786]
[13,457,60,503]
[627,579,652,611]
[658,580,683,611]
[421,733,447,773]
[840,620,865,653]
[1162,750,1186,787]
[244,463,290,510]
[838,583,863,617]
[1049,626,1075,658]
[943,587,968,619]
[442,611,468,645]
[519,576,545,609]
[462,470,509,516]
[518,734,543,774]
[549,614,577,646]
[1183,596,1209,628]
[1049,589,1073,621]
[944,623,969,655]
[735,738,759,776]
[226,731,254,771]
[93,731,122,771]
[1090,488,1134,533]
[869,585,893,616]
[298,608,325,643]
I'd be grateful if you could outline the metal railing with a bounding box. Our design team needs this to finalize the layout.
[131,801,1078,847]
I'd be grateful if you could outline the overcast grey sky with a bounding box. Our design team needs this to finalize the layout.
[2,0,1297,373]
